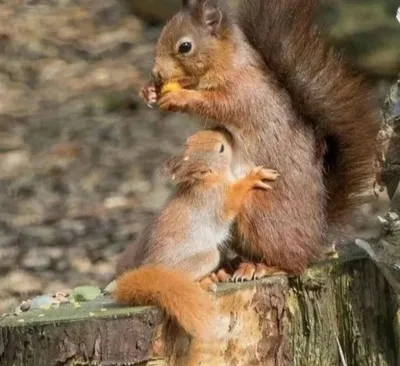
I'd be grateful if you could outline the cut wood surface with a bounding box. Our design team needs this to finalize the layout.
[1,247,399,366]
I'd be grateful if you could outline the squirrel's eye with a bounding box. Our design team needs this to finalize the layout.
[178,42,192,54]
[219,144,225,153]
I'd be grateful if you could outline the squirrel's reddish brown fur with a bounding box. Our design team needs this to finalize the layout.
[114,128,278,338]
[237,0,379,228]
[114,266,214,339]
[140,0,379,276]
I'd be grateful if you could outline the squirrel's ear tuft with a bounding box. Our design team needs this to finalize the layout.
[182,0,198,9]
[202,0,224,34]
[183,0,228,35]
[160,154,183,180]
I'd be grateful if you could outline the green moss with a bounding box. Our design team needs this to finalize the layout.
[0,296,153,328]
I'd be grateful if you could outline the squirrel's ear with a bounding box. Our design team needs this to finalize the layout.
[160,154,183,180]
[183,0,227,35]
[203,0,224,34]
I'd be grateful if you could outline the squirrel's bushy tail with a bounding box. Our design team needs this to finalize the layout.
[238,0,379,225]
[114,266,215,339]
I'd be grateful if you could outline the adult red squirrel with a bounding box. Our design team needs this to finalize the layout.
[114,128,278,339]
[140,0,379,278]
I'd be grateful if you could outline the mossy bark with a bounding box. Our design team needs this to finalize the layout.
[289,259,399,366]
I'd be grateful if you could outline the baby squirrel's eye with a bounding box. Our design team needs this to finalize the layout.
[178,42,192,54]
[219,144,225,153]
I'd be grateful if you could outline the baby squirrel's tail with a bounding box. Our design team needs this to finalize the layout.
[114,266,215,339]
[238,0,379,226]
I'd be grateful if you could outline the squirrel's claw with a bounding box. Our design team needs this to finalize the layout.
[231,262,256,282]
[232,262,286,282]
[139,83,158,108]
[260,168,280,181]
[254,181,272,190]
[216,268,231,282]
[249,166,279,190]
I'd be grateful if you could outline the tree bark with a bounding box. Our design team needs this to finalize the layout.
[379,78,400,200]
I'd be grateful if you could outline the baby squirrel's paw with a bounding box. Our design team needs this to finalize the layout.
[199,276,217,293]
[139,82,157,108]
[158,89,198,112]
[215,268,231,282]
[248,166,279,190]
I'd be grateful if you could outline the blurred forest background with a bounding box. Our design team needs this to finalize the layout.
[0,0,399,314]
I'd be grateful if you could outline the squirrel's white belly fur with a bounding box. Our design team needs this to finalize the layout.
[186,207,231,254]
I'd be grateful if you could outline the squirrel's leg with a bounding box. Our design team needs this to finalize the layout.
[218,167,279,282]
[158,89,242,125]
[227,231,288,282]
[232,172,325,277]
[175,249,221,292]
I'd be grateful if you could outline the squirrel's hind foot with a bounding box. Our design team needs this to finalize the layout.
[215,268,232,282]
[231,262,287,282]
[198,268,233,291]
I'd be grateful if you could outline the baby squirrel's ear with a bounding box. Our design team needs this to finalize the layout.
[160,154,183,180]
[183,0,228,35]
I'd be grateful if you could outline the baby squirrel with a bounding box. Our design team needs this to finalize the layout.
[114,128,278,339]
[140,0,379,278]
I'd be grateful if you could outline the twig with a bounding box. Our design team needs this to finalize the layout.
[334,332,348,366]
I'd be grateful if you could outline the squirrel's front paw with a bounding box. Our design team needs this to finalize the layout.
[158,89,198,112]
[248,166,279,190]
[139,82,158,108]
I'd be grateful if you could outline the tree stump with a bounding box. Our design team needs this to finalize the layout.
[0,248,399,366]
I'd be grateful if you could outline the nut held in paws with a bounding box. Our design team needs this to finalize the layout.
[161,82,182,95]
